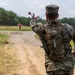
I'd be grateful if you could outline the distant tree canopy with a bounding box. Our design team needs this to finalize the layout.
[0,7,46,26]
[59,17,75,28]
[0,7,75,27]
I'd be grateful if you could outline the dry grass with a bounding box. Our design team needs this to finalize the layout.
[0,45,18,75]
[0,26,32,31]
[0,33,18,75]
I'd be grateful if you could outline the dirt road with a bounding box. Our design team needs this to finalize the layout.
[1,31,46,75]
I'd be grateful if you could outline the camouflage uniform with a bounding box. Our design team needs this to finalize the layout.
[30,4,74,75]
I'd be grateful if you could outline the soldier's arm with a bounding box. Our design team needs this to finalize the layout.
[30,20,45,34]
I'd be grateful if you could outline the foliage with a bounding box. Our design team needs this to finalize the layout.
[0,26,32,31]
[0,33,18,74]
[0,7,46,26]
[59,17,75,28]
[70,40,74,48]
[0,33,9,45]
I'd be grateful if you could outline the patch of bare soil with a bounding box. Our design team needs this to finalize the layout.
[2,31,46,75]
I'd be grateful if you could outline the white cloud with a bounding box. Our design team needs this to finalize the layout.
[39,5,44,9]
[28,6,34,9]
[0,2,8,6]
[70,10,75,14]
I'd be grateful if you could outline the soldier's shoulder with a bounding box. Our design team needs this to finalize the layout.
[61,23,73,31]
[61,23,73,36]
[30,20,44,28]
[37,22,44,27]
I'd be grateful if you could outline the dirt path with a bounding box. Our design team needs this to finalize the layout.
[2,31,46,75]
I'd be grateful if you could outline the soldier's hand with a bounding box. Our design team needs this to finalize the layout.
[30,20,36,27]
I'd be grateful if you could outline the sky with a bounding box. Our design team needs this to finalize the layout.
[0,0,75,19]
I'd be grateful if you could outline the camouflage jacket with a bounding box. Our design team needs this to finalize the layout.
[30,19,74,71]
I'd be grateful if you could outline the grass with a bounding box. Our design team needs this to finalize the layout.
[70,40,74,48]
[0,26,32,31]
[0,33,9,44]
[0,33,9,48]
[0,33,18,74]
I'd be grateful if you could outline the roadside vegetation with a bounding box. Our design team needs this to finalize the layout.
[0,26,32,31]
[0,33,18,74]
[0,7,45,26]
[0,33,9,47]
[70,40,74,48]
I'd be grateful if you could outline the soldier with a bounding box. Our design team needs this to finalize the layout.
[30,4,74,75]
[17,23,22,30]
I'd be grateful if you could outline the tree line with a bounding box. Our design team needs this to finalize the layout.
[0,7,75,27]
[0,7,31,26]
[0,7,45,26]
[59,18,75,28]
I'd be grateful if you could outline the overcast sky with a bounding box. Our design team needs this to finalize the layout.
[0,0,75,19]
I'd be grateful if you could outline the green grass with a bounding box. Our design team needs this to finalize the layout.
[0,33,9,48]
[0,33,18,74]
[70,40,74,48]
[0,26,32,31]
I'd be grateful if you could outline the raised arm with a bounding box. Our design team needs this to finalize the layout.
[30,19,46,36]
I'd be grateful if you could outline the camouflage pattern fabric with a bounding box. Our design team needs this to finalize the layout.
[47,69,73,75]
[46,4,59,14]
[30,20,74,75]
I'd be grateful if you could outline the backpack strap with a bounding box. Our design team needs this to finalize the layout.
[60,23,72,40]
[60,23,73,54]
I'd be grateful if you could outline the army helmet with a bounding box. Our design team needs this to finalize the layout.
[45,4,59,20]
